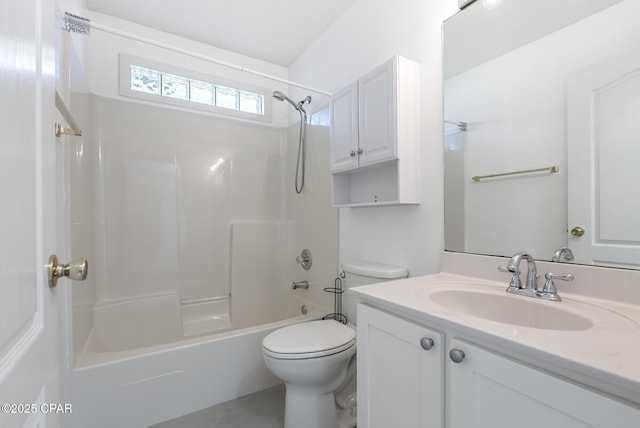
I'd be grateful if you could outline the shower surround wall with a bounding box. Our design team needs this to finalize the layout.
[99,96,285,300]
[78,95,294,344]
[68,95,336,427]
[70,11,338,358]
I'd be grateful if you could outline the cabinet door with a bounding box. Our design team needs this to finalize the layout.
[447,338,640,428]
[329,82,359,173]
[358,59,398,167]
[358,304,444,428]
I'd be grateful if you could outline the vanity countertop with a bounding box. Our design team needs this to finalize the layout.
[351,272,640,407]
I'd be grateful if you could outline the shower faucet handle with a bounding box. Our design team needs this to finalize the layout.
[296,249,312,270]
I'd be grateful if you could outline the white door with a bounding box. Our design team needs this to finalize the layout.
[447,339,640,427]
[357,304,444,428]
[0,0,63,427]
[567,49,640,268]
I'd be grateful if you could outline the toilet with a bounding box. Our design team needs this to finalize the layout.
[262,260,408,428]
[340,260,409,326]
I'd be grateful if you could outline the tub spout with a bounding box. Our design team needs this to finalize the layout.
[291,280,309,290]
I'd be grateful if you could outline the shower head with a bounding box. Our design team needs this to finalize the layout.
[272,91,311,114]
[272,90,301,111]
[272,90,287,102]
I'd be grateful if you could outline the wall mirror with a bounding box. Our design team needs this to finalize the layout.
[443,0,640,269]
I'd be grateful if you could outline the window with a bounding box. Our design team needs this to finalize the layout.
[120,54,271,122]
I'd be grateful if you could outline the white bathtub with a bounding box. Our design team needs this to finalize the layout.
[70,292,323,428]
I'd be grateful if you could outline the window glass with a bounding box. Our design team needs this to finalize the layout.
[239,91,263,115]
[190,80,214,105]
[162,73,189,100]
[127,63,266,119]
[131,65,160,95]
[215,86,238,110]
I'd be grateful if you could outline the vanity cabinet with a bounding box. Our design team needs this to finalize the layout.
[329,56,420,207]
[447,338,640,427]
[357,303,444,428]
[358,303,640,428]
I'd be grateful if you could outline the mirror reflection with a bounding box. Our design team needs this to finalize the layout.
[443,0,640,269]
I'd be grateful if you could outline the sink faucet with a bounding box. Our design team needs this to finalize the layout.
[552,247,574,262]
[499,252,573,301]
[507,252,539,294]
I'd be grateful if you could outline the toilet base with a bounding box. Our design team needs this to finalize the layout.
[337,407,357,428]
[284,385,338,428]
[282,386,357,428]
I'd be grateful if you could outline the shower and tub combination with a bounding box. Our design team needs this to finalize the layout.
[68,90,324,427]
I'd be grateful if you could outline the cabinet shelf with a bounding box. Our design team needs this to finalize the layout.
[332,159,419,207]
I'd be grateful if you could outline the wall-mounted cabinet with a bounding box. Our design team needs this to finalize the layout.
[329,56,420,207]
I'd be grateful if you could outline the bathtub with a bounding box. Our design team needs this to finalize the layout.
[70,292,324,428]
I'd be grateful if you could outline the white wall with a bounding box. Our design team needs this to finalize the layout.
[289,0,459,276]
[86,11,291,127]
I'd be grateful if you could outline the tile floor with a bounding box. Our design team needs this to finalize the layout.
[150,385,285,428]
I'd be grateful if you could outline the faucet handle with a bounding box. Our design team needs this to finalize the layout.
[541,272,574,301]
[498,265,522,289]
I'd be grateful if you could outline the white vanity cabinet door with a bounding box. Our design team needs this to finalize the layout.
[329,82,359,173]
[357,59,397,167]
[447,338,640,428]
[358,304,444,428]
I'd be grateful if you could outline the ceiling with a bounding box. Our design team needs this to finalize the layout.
[86,0,357,67]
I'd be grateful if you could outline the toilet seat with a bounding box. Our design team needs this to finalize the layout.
[263,320,356,360]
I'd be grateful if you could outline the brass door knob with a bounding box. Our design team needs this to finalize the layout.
[47,254,88,288]
[571,226,585,237]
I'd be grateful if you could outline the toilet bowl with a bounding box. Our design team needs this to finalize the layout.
[262,319,356,428]
[263,260,408,428]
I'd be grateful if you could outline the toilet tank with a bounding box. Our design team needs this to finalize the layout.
[341,260,408,325]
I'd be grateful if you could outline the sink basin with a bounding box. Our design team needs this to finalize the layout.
[428,288,594,331]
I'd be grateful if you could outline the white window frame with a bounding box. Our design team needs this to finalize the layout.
[119,54,272,123]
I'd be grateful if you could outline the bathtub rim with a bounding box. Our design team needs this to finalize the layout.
[74,307,328,369]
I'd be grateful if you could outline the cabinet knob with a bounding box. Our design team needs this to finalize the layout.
[349,150,356,157]
[357,148,363,155]
[449,348,466,363]
[420,337,434,350]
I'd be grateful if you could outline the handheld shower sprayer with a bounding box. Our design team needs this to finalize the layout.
[272,91,311,114]
[272,91,312,194]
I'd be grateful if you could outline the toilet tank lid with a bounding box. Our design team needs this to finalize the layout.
[341,260,408,279]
